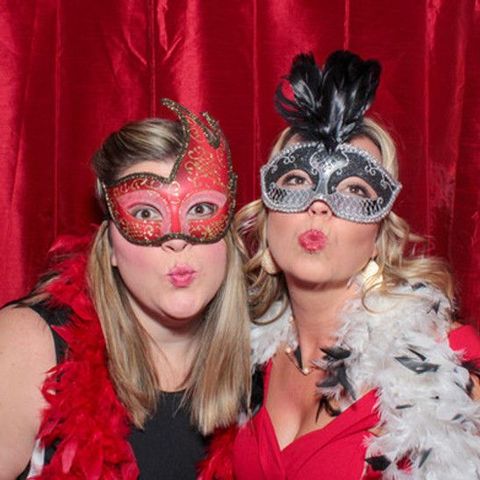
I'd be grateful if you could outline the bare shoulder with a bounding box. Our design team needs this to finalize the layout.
[0,304,56,365]
[0,302,53,336]
[0,304,57,477]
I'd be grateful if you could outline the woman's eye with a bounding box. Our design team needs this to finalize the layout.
[337,178,377,199]
[131,205,162,220]
[279,171,313,188]
[346,184,370,198]
[188,202,217,218]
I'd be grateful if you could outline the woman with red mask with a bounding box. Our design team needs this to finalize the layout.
[0,99,250,479]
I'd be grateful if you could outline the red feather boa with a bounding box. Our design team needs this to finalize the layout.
[198,426,237,480]
[32,234,139,479]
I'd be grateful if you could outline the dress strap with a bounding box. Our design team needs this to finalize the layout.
[29,302,69,363]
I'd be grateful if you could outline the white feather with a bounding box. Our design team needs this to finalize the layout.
[250,282,480,479]
[250,298,295,368]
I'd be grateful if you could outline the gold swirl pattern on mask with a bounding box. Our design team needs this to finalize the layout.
[110,176,160,198]
[189,121,203,141]
[184,146,225,189]
[189,216,227,240]
[117,216,163,242]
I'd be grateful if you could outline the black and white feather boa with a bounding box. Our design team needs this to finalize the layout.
[250,281,480,479]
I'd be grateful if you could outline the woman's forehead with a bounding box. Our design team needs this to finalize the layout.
[118,158,175,179]
[348,136,382,164]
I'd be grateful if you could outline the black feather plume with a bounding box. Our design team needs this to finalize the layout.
[275,50,381,152]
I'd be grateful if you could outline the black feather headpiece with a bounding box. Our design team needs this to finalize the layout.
[275,50,381,153]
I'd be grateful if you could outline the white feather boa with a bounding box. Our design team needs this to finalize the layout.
[250,282,480,479]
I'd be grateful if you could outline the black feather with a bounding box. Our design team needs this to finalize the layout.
[275,50,381,152]
[418,448,432,468]
[407,347,427,361]
[318,375,340,388]
[395,355,439,374]
[249,367,265,415]
[320,346,352,360]
[365,455,391,471]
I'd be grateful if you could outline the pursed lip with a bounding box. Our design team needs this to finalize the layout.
[298,229,327,253]
[167,265,197,287]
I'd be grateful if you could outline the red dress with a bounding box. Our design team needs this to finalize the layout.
[232,325,480,480]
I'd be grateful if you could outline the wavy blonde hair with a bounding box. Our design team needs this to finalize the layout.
[235,118,454,321]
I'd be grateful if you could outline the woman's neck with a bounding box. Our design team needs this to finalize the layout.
[286,276,357,360]
[129,298,202,391]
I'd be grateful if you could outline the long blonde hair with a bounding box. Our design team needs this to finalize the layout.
[235,117,454,320]
[91,118,250,433]
[89,222,250,433]
[29,118,250,434]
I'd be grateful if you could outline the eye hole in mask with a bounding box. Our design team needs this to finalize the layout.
[276,169,314,190]
[335,177,378,200]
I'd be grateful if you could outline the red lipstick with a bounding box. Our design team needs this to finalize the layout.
[167,265,196,287]
[298,229,327,253]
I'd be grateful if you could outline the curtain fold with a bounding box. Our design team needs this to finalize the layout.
[0,0,479,324]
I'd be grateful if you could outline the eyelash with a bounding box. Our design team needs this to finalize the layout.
[188,202,217,218]
[346,184,370,198]
[282,173,311,186]
[131,205,161,220]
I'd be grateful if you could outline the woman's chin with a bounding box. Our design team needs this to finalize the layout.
[285,270,349,291]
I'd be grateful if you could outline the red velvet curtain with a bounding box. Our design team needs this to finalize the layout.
[1,0,479,324]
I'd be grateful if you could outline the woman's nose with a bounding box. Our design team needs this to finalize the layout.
[307,200,332,217]
[161,238,190,252]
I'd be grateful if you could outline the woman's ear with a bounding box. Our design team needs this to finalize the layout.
[111,250,118,267]
[107,222,118,267]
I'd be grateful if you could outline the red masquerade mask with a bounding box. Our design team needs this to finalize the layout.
[103,99,237,245]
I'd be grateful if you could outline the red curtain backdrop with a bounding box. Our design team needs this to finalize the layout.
[0,0,479,324]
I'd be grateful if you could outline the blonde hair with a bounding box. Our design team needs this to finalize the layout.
[235,117,454,321]
[89,222,250,433]
[361,118,454,302]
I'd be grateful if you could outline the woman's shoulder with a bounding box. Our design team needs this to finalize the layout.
[0,303,57,383]
[361,279,452,333]
[0,303,56,346]
[0,303,58,393]
[377,279,449,304]
[0,304,57,477]
[0,302,61,384]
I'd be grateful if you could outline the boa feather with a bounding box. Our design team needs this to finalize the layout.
[198,426,237,480]
[250,282,480,480]
[31,234,139,479]
[250,300,295,369]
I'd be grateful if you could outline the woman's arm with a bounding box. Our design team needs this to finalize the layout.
[0,305,56,479]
